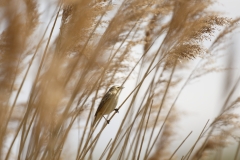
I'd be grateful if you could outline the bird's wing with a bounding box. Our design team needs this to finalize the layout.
[94,92,112,116]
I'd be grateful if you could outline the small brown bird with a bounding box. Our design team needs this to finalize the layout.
[92,86,124,127]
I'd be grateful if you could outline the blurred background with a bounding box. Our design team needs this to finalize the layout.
[1,0,240,160]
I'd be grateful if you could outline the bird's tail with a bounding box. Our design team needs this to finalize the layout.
[92,114,101,127]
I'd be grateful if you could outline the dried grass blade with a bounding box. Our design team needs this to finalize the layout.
[234,141,240,160]
[137,100,153,160]
[184,119,210,160]
[169,131,193,160]
[144,60,177,159]
[99,139,113,160]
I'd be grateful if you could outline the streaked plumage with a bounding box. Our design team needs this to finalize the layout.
[92,86,123,127]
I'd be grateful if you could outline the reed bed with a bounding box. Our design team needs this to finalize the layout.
[0,0,239,159]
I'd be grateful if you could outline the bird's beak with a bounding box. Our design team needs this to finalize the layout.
[120,86,124,89]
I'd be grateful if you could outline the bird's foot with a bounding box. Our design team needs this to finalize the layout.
[103,116,110,124]
[114,108,119,113]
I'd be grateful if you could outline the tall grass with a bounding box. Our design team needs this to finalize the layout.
[0,0,239,159]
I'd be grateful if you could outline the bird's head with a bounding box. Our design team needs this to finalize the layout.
[109,85,124,92]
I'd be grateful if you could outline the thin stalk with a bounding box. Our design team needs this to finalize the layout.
[126,82,155,159]
[132,100,152,160]
[99,139,113,160]
[144,60,177,159]
[234,141,240,160]
[109,106,147,159]
[194,76,240,159]
[169,131,193,160]
[137,100,153,160]
[119,98,150,160]
[185,119,210,160]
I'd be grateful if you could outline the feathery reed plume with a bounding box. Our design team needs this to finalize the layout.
[0,0,239,159]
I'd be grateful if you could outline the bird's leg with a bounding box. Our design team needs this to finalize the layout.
[114,108,119,113]
[103,116,110,124]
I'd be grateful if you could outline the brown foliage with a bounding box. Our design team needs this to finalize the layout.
[0,0,239,159]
